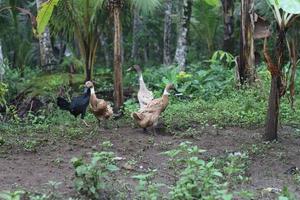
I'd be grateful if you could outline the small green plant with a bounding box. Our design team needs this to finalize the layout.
[29,182,62,199]
[23,139,39,152]
[164,143,232,200]
[220,152,250,186]
[132,169,164,200]
[0,190,25,200]
[71,144,119,199]
[278,186,297,200]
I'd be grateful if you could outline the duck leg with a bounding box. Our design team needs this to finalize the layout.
[82,119,90,127]
[152,126,157,136]
[143,128,148,133]
[103,120,109,129]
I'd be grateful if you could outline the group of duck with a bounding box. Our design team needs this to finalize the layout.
[57,65,174,134]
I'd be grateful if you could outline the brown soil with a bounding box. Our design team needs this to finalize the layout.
[0,125,299,199]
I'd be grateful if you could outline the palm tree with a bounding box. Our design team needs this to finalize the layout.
[50,0,106,81]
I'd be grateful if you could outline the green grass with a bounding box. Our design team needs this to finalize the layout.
[162,88,300,131]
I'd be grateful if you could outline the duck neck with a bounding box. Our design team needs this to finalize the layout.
[90,87,95,95]
[89,87,97,107]
[138,73,147,90]
[162,88,170,107]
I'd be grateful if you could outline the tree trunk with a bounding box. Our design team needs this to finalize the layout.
[174,0,193,70]
[113,6,124,111]
[221,0,234,53]
[0,41,3,65]
[99,33,110,67]
[163,0,173,66]
[264,28,286,141]
[265,75,280,141]
[36,0,56,71]
[131,7,141,63]
[0,41,4,82]
[239,0,255,84]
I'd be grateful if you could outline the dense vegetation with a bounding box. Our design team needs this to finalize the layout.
[0,0,300,199]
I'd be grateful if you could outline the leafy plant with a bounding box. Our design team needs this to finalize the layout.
[132,169,164,200]
[0,82,7,106]
[0,190,25,200]
[71,144,119,199]
[163,142,232,200]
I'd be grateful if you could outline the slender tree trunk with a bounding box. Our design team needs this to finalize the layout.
[0,41,4,82]
[174,0,193,70]
[163,0,173,66]
[131,7,141,63]
[143,45,149,64]
[265,75,280,140]
[99,33,110,67]
[36,0,56,70]
[221,0,234,53]
[239,0,255,84]
[0,41,3,65]
[113,6,124,111]
[264,28,286,141]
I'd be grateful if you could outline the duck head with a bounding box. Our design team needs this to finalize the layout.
[127,64,142,74]
[163,83,175,96]
[85,81,94,88]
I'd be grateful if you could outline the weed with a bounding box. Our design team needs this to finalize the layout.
[278,186,297,200]
[71,143,119,199]
[0,190,25,200]
[132,169,165,200]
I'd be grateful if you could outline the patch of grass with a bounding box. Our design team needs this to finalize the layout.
[162,89,300,132]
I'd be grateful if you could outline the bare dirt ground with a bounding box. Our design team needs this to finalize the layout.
[0,125,299,199]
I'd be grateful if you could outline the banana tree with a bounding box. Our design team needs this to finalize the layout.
[264,0,300,141]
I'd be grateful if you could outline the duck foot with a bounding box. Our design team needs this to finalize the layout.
[152,127,157,136]
[143,128,148,133]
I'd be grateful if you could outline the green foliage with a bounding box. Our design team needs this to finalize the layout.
[278,186,297,200]
[132,169,164,200]
[36,0,60,35]
[268,0,300,14]
[163,142,231,200]
[71,142,119,199]
[218,152,250,186]
[0,82,8,106]
[0,190,25,200]
[132,0,161,15]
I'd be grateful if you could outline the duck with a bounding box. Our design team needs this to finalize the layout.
[85,81,113,127]
[57,85,90,127]
[132,83,174,134]
[128,65,154,109]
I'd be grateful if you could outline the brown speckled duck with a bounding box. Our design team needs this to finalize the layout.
[85,81,113,127]
[132,84,174,134]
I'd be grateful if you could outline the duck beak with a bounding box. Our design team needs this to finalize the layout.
[126,67,133,72]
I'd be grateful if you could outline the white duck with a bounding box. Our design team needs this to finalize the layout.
[128,65,154,109]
